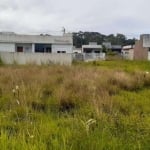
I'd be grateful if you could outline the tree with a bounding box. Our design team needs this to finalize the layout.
[73,32,135,48]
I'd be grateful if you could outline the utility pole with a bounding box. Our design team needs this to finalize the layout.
[62,27,66,34]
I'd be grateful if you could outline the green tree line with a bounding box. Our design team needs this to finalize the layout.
[73,31,136,48]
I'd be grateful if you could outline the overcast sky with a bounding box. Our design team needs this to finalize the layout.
[0,0,149,38]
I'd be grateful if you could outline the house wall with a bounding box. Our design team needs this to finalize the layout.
[32,44,35,53]
[52,44,73,53]
[148,52,150,60]
[15,43,32,53]
[0,43,15,52]
[122,49,134,60]
[142,34,150,47]
[0,42,73,53]
[134,40,148,60]
[0,52,72,65]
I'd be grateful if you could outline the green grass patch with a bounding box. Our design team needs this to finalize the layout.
[0,61,150,149]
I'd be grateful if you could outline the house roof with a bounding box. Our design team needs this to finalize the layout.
[0,32,73,45]
[122,45,134,50]
[82,45,102,49]
[111,45,122,49]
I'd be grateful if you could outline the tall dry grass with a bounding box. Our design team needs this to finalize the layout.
[0,65,149,114]
[0,63,150,149]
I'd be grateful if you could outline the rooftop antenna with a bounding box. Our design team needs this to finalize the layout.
[62,27,66,34]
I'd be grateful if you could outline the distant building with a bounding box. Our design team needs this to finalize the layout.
[81,42,105,61]
[0,32,73,54]
[134,34,150,60]
[122,45,134,60]
[102,42,122,53]
[82,42,102,53]
[111,45,122,53]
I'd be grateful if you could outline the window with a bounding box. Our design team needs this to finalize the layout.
[35,44,51,53]
[17,47,23,52]
[57,51,66,53]
[94,50,100,53]
[46,47,51,53]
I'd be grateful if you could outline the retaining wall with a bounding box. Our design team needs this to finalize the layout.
[0,52,72,65]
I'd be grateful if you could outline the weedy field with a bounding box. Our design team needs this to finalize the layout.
[0,60,150,150]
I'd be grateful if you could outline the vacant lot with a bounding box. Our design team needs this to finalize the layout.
[0,60,150,150]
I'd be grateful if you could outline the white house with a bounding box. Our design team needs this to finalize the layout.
[102,42,122,53]
[82,42,105,61]
[0,32,73,53]
[122,45,134,60]
[82,42,102,53]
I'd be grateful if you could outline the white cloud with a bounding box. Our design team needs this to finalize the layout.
[0,0,150,37]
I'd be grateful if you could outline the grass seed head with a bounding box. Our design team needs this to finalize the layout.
[12,89,16,93]
[16,85,19,90]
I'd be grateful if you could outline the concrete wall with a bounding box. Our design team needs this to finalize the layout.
[142,34,150,48]
[0,52,72,65]
[0,43,15,52]
[83,53,105,61]
[134,40,148,60]
[73,53,105,61]
[148,52,150,60]
[52,44,73,53]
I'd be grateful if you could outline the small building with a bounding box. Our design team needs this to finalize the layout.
[134,34,150,60]
[81,42,105,61]
[82,42,102,53]
[122,45,134,60]
[0,32,73,54]
[102,42,122,53]
[111,45,122,53]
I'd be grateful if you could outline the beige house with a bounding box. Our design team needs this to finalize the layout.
[134,34,150,60]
